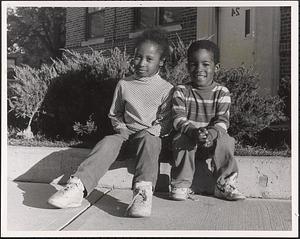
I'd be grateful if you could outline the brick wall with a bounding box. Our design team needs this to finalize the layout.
[65,7,196,55]
[65,8,86,48]
[279,7,291,79]
[167,8,197,45]
[66,7,290,75]
[279,7,291,117]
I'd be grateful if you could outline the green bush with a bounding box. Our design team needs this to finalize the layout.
[163,35,190,85]
[52,48,133,79]
[73,114,98,140]
[38,47,132,140]
[278,76,291,119]
[39,66,113,140]
[215,67,286,145]
[8,64,56,138]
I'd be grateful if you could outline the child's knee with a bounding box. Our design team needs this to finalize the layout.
[136,131,162,149]
[216,133,235,149]
[172,132,196,151]
[103,134,124,143]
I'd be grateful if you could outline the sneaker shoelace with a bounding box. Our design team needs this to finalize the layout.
[172,187,188,194]
[217,182,240,196]
[217,172,239,193]
[62,181,80,193]
[172,188,197,200]
[126,189,146,213]
[230,186,242,195]
[186,189,200,201]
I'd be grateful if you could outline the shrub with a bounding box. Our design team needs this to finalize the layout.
[73,114,98,141]
[164,35,190,85]
[215,66,286,145]
[39,67,114,140]
[8,64,55,138]
[38,47,132,140]
[278,76,291,119]
[52,48,133,79]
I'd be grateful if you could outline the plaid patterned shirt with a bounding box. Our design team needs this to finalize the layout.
[172,81,231,135]
[108,73,174,137]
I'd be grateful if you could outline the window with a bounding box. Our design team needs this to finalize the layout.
[245,9,251,37]
[135,7,182,30]
[159,7,181,25]
[87,7,105,39]
[136,7,157,29]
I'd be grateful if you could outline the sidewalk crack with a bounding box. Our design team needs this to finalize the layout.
[58,188,113,231]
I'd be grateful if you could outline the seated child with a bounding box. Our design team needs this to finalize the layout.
[48,28,174,217]
[169,40,245,201]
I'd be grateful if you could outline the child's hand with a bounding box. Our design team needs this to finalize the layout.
[203,135,213,147]
[119,128,130,139]
[202,128,218,147]
[197,127,208,145]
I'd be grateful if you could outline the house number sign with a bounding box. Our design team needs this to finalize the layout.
[231,7,240,16]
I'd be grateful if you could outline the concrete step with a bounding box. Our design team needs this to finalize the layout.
[7,145,291,199]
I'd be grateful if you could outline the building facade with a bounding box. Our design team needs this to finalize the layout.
[65,6,291,95]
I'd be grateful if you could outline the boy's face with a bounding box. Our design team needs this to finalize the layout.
[134,41,164,78]
[187,49,220,87]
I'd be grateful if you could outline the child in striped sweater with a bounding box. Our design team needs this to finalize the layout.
[48,28,174,217]
[170,40,245,201]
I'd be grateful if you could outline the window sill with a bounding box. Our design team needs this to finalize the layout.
[128,24,182,39]
[81,37,105,46]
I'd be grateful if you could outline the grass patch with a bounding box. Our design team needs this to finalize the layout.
[235,143,291,157]
[8,136,291,157]
[8,138,85,148]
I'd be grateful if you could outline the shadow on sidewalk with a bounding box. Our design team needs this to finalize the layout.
[12,147,176,190]
[91,189,129,218]
[12,146,216,210]
[13,148,86,185]
[12,148,134,210]
[13,148,137,185]
[15,181,59,209]
[14,181,115,211]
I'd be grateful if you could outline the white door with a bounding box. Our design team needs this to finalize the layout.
[218,7,256,69]
[218,7,281,95]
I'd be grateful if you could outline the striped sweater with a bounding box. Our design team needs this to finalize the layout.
[108,72,174,137]
[172,81,231,136]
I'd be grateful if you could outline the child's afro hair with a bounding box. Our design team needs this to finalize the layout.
[134,27,170,58]
[187,40,220,64]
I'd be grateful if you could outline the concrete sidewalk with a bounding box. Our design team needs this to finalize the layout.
[5,180,292,232]
[3,146,297,237]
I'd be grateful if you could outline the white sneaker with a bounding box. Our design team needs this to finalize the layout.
[170,187,191,201]
[48,176,85,208]
[126,181,153,217]
[214,185,246,201]
[214,173,246,201]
